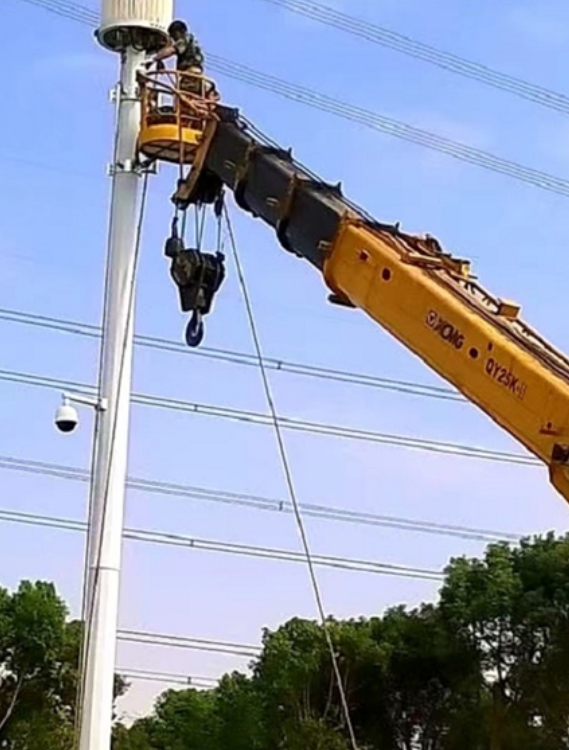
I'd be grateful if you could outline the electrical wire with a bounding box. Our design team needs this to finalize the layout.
[121,672,207,687]
[225,207,359,749]
[18,0,95,24]
[118,667,218,688]
[0,508,444,581]
[18,0,569,199]
[0,151,92,178]
[255,0,569,115]
[20,0,568,122]
[207,56,569,198]
[0,307,463,402]
[0,454,519,543]
[0,368,540,466]
[119,629,260,657]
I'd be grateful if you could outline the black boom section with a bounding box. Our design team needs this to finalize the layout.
[203,107,348,270]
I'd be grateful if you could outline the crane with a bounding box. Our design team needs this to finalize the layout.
[136,67,569,507]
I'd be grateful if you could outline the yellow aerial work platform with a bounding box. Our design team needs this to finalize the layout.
[137,68,218,165]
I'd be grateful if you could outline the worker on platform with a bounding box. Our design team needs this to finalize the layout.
[152,20,205,98]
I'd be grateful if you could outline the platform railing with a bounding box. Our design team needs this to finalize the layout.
[138,68,219,155]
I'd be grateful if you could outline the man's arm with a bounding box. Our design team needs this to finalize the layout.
[153,44,176,62]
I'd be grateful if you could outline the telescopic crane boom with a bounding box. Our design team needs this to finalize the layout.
[136,71,569,506]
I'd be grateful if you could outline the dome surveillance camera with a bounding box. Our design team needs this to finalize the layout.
[54,403,79,434]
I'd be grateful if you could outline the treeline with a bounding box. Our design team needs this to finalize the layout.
[115,534,569,750]
[0,581,125,749]
[3,534,569,748]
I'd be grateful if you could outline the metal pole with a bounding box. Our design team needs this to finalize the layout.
[79,45,145,750]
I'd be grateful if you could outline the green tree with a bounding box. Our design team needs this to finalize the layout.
[0,580,69,742]
[143,687,218,749]
[254,617,381,749]
[215,672,265,750]
[109,535,569,749]
[440,533,569,749]
[0,580,129,749]
[113,719,156,750]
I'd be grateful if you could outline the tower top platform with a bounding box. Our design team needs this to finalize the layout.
[96,0,173,53]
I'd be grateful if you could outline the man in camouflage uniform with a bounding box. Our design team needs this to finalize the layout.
[153,20,206,101]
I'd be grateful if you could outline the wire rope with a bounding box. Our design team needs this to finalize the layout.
[224,205,360,749]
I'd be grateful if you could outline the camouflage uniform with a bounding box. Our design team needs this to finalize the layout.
[174,32,205,98]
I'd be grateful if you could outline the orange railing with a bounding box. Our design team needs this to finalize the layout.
[138,67,219,144]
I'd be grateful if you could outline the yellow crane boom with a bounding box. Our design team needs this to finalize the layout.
[136,71,569,504]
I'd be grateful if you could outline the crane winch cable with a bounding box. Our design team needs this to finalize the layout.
[224,204,360,750]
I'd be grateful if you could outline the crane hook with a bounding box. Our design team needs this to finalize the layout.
[185,309,204,347]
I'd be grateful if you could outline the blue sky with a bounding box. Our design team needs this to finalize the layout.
[3,0,569,721]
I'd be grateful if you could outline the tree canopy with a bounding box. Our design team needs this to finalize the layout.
[0,580,126,749]
[5,534,569,748]
[114,533,569,750]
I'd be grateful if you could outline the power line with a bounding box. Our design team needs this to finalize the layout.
[0,368,539,465]
[0,508,444,581]
[18,0,93,23]
[0,152,93,178]
[207,57,569,197]
[256,0,569,115]
[0,307,464,402]
[0,455,520,543]
[19,0,569,199]
[119,629,260,658]
[118,667,218,688]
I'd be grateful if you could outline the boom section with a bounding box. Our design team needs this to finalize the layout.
[326,220,569,502]
[175,106,569,503]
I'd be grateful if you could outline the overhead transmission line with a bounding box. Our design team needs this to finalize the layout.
[0,152,92,178]
[0,508,444,581]
[118,668,218,688]
[0,455,519,543]
[0,307,463,403]
[19,0,95,23]
[118,629,260,658]
[256,0,569,115]
[0,368,539,466]
[19,0,569,199]
[207,57,569,197]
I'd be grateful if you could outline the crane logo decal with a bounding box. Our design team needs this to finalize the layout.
[485,357,527,400]
[425,310,464,350]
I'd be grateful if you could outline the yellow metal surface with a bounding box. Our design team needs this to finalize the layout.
[138,123,203,164]
[324,217,569,502]
[137,68,218,166]
[172,119,219,204]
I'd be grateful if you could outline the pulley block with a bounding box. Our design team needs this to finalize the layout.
[168,247,226,347]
